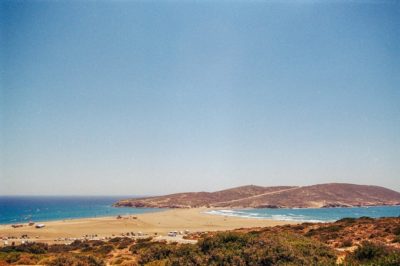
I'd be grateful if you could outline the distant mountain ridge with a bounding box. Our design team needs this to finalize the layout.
[114,183,400,209]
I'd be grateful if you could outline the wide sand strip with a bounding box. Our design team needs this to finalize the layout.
[0,208,294,244]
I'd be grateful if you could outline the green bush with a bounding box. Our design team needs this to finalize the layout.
[344,241,400,266]
[0,242,48,254]
[96,244,114,255]
[130,231,337,266]
[48,254,105,266]
[392,226,400,236]
[3,252,21,263]
[129,237,154,254]
[353,241,386,261]
[48,244,76,253]
[116,238,135,249]
[336,217,357,224]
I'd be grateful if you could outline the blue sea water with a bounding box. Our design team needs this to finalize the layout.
[206,206,400,222]
[1,197,399,225]
[0,196,164,224]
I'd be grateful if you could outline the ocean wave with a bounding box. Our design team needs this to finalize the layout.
[204,210,326,223]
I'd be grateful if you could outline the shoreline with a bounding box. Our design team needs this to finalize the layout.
[2,204,399,226]
[0,208,296,245]
[1,205,399,246]
[0,207,168,226]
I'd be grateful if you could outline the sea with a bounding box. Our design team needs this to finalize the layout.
[0,196,164,225]
[1,197,399,225]
[206,206,400,223]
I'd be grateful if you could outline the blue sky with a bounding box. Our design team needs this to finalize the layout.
[1,1,399,195]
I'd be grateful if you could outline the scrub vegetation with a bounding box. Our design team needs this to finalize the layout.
[1,217,400,265]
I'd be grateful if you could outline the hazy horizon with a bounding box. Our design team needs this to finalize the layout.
[1,1,399,195]
[1,182,400,197]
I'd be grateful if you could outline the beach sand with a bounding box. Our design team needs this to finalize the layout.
[0,208,295,245]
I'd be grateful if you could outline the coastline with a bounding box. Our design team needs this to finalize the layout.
[0,208,296,245]
[2,204,399,227]
[205,205,400,223]
[0,207,167,226]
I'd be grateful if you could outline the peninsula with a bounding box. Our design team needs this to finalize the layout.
[114,183,400,209]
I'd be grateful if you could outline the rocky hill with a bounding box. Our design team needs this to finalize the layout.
[114,183,400,209]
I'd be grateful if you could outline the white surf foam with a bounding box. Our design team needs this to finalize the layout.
[204,209,326,223]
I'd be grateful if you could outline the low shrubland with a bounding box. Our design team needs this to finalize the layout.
[1,217,400,265]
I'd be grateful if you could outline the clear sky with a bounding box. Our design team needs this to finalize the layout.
[1,1,399,195]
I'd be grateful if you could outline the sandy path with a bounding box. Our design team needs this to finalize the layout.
[213,187,301,205]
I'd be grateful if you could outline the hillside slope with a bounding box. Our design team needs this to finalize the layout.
[114,183,400,208]
[115,185,295,208]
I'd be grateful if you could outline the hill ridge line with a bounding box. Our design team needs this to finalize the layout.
[114,183,400,209]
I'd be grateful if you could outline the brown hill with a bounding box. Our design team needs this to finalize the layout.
[114,185,295,208]
[114,183,400,209]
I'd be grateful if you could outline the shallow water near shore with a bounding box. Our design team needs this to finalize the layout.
[206,206,400,222]
[0,196,164,224]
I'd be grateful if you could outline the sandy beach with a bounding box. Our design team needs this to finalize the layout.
[0,208,294,245]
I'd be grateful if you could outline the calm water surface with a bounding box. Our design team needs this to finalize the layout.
[2,197,399,224]
[0,196,164,224]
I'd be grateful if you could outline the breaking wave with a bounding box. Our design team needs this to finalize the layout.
[204,206,400,223]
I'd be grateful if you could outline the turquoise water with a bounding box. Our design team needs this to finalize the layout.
[0,196,164,224]
[2,197,399,225]
[206,206,400,222]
